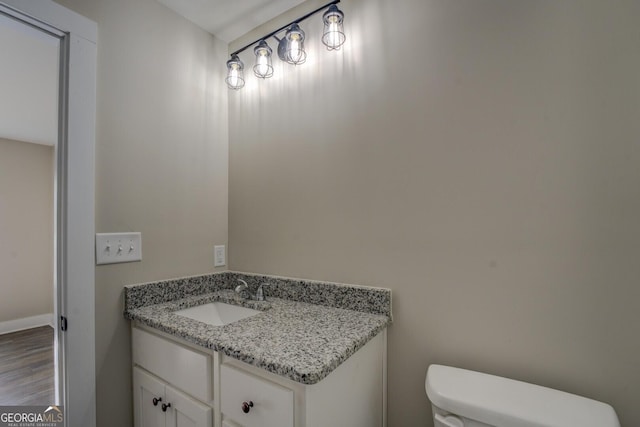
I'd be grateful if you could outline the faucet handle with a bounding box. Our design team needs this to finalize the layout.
[255,282,269,301]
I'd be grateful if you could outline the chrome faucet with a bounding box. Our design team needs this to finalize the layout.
[235,279,267,301]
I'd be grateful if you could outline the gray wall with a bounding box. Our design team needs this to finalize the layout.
[52,0,228,426]
[228,0,640,426]
[47,0,640,425]
[0,138,54,324]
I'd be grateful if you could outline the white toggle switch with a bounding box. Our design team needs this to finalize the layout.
[96,232,142,265]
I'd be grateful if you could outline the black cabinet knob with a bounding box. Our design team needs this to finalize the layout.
[241,401,254,413]
[161,403,171,412]
[152,397,162,406]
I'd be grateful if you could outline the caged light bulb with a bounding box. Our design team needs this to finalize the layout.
[253,40,274,79]
[322,5,346,50]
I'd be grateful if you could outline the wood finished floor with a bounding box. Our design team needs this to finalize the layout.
[0,326,55,405]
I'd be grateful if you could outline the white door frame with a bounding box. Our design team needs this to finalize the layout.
[0,2,97,426]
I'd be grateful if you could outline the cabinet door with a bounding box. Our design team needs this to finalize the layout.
[134,367,166,427]
[165,385,212,427]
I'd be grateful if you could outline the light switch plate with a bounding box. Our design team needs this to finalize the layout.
[214,245,226,267]
[96,232,142,265]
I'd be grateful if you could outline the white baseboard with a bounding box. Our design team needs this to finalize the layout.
[0,313,54,335]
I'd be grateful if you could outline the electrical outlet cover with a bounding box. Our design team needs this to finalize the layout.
[214,245,226,267]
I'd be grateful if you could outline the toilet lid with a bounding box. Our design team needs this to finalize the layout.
[425,365,620,427]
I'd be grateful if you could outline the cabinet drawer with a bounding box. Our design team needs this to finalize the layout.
[221,365,293,427]
[132,327,212,402]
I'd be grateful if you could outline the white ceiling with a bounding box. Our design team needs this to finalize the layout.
[0,12,59,147]
[157,0,309,42]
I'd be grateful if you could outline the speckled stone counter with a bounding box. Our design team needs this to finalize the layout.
[124,272,391,385]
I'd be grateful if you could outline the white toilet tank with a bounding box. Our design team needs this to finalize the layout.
[425,365,620,427]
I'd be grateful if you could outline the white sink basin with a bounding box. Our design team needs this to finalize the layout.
[174,302,260,326]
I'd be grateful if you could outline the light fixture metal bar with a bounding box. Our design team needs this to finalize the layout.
[230,0,340,57]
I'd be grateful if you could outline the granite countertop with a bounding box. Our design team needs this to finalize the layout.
[125,273,391,385]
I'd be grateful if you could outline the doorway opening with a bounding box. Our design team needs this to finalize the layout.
[0,9,61,406]
[0,1,96,424]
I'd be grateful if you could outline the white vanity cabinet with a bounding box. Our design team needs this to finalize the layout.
[132,324,387,427]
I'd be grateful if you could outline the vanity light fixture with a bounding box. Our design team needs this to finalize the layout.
[225,0,345,89]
